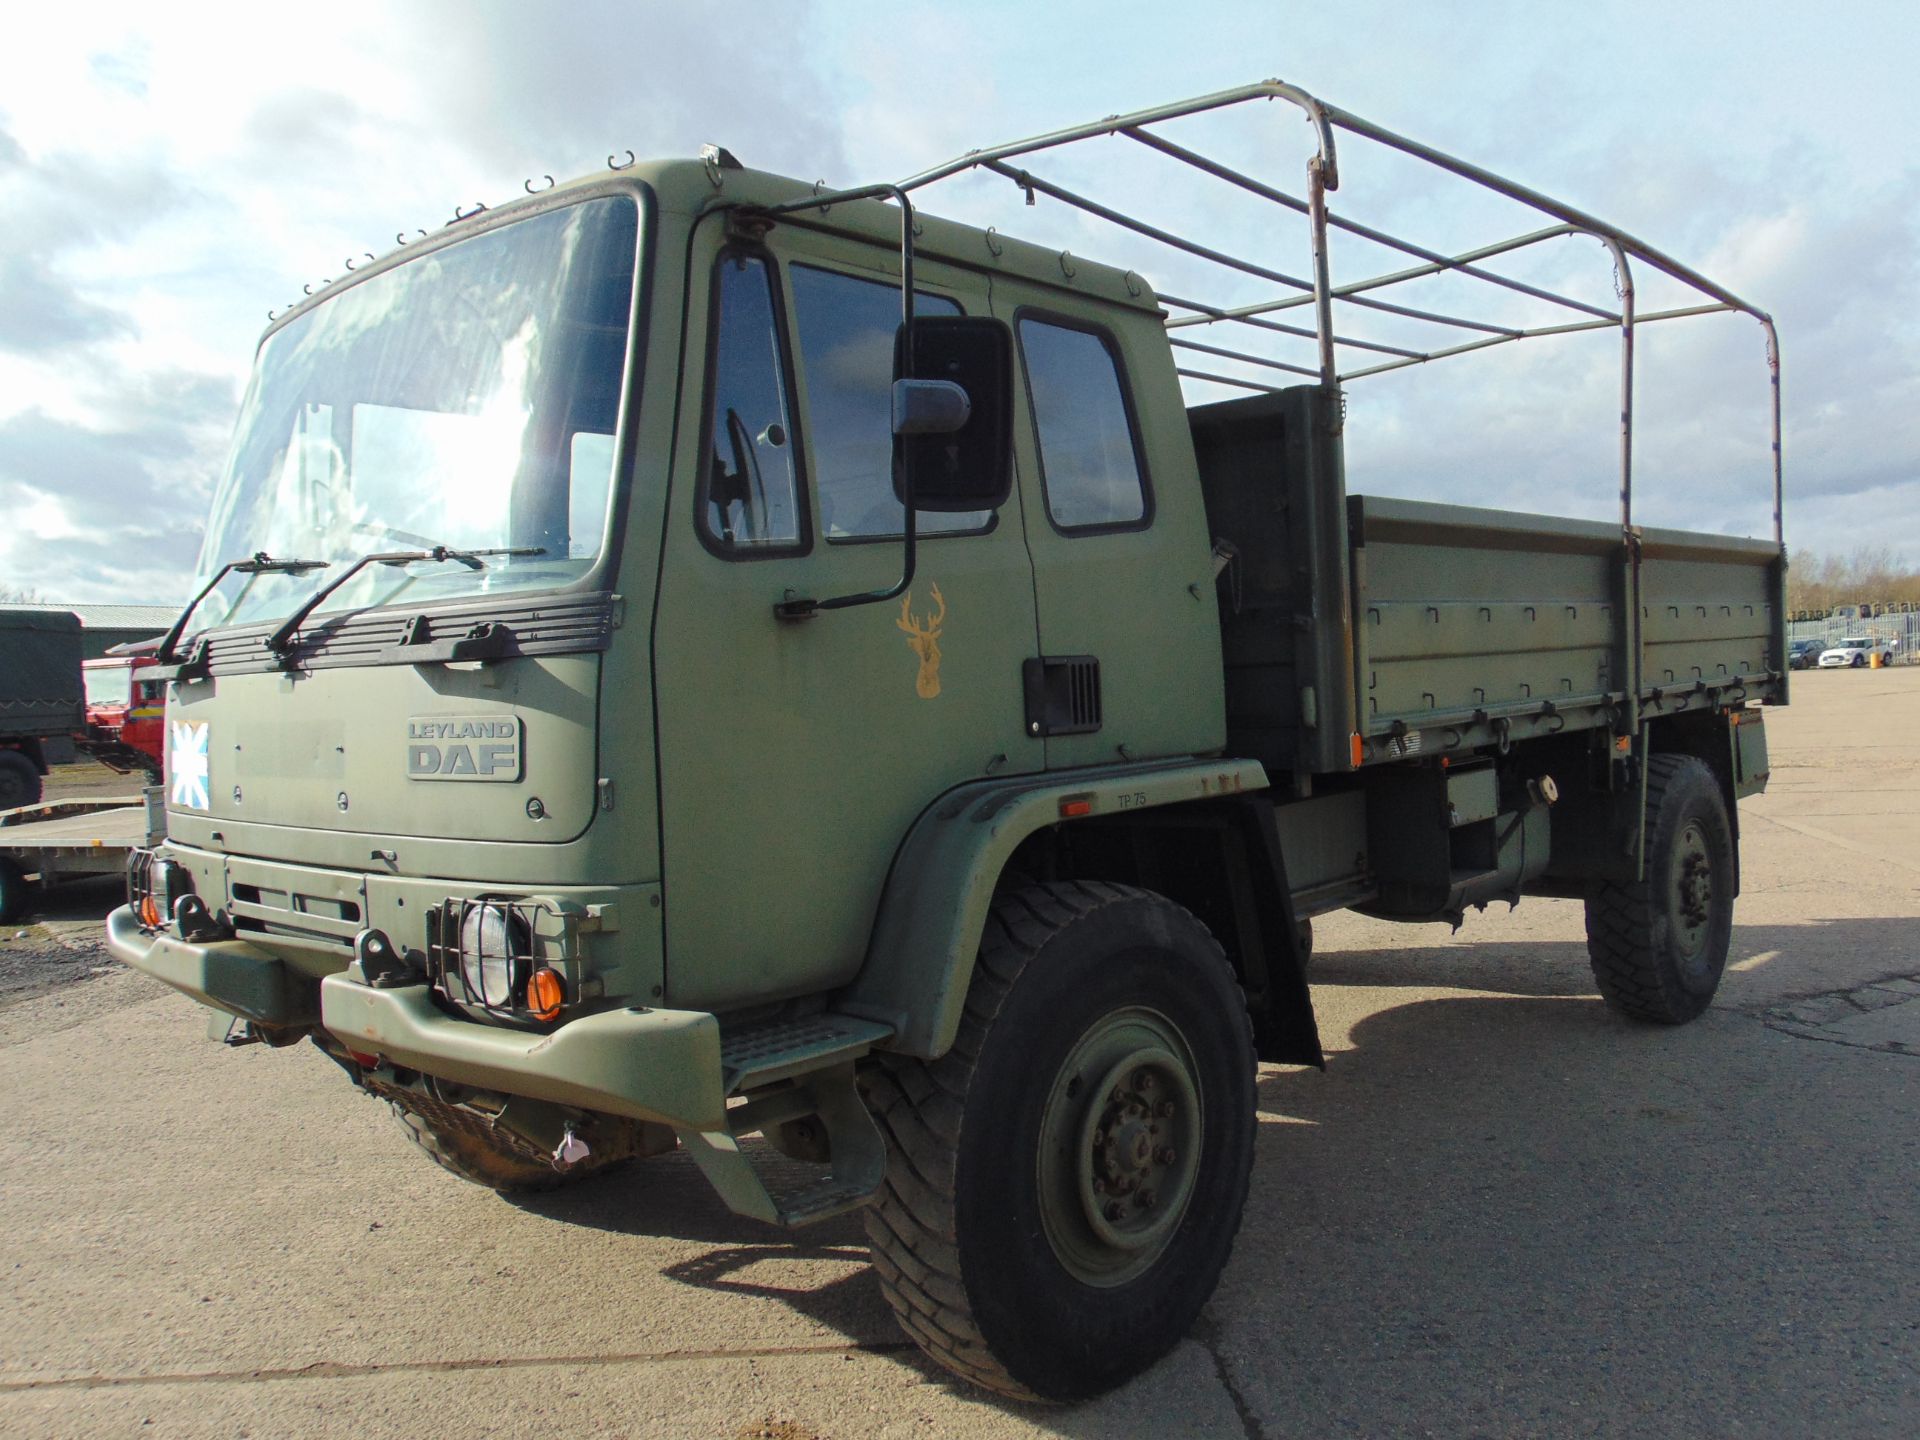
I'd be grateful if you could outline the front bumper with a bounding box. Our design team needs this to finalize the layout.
[107,904,726,1131]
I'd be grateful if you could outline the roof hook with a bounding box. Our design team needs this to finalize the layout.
[342,252,376,272]
[608,149,635,171]
[395,228,427,245]
[525,174,555,194]
[1018,170,1036,206]
[812,179,832,213]
[449,201,489,225]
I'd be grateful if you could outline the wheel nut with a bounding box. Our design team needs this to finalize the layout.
[1136,1071,1155,1091]
[1156,1101,1175,1118]
[1092,1178,1107,1194]
[1137,1189,1156,1208]
[1105,1201,1127,1223]
[1157,1147,1176,1165]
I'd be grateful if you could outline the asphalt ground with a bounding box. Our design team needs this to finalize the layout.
[2,675,1916,1438]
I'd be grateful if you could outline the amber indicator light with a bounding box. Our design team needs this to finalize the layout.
[526,967,566,1022]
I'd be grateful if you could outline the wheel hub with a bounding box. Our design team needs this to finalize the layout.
[1671,820,1715,954]
[1091,1075,1176,1212]
[1036,1010,1203,1287]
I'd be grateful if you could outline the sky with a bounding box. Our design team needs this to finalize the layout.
[1,0,1916,604]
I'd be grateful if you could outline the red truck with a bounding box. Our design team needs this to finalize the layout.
[80,646,167,783]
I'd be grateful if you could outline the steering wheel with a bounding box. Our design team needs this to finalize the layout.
[724,408,771,537]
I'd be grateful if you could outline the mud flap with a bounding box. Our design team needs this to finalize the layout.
[1234,796,1324,1068]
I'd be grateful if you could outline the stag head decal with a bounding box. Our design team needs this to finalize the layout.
[896,583,947,699]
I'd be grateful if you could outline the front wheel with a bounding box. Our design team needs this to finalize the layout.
[1584,754,1735,1024]
[388,1087,633,1193]
[862,881,1256,1401]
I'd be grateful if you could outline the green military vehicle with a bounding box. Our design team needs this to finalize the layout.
[1,608,85,810]
[111,82,1785,1401]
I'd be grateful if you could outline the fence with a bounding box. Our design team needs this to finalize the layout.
[1786,608,1920,664]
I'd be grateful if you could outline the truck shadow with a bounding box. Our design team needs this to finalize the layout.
[512,918,1912,1430]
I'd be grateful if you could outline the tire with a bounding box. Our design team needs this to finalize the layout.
[862,881,1257,1401]
[1852,653,1865,668]
[389,1091,627,1194]
[0,857,29,926]
[1584,754,1735,1024]
[0,750,40,811]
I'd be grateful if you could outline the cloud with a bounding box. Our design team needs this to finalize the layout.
[0,255,134,352]
[0,362,236,602]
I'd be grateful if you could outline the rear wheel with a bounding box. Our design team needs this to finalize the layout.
[862,881,1257,1401]
[0,857,30,926]
[0,750,40,811]
[1584,754,1735,1024]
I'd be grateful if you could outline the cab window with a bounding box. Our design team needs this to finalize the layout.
[700,253,806,553]
[787,265,985,539]
[1018,317,1150,531]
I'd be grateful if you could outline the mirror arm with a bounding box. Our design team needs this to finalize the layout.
[772,184,920,621]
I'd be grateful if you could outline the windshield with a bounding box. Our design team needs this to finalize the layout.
[84,663,132,707]
[194,195,639,632]
[1837,638,1871,648]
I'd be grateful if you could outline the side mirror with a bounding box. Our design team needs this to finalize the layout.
[892,315,1014,513]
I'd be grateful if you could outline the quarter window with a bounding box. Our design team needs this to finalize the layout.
[1019,319,1148,531]
[702,255,804,551]
[788,265,984,539]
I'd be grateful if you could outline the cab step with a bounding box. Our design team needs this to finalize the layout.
[719,1013,894,1095]
[681,1013,895,1228]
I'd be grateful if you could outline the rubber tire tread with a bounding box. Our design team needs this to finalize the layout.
[390,1102,604,1194]
[1584,753,1734,1025]
[861,880,1256,1402]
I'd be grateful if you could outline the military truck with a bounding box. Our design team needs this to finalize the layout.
[0,608,85,810]
[110,82,1785,1402]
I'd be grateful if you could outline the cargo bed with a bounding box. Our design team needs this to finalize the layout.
[1191,386,1785,777]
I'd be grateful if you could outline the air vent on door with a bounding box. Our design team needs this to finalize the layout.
[1023,656,1103,737]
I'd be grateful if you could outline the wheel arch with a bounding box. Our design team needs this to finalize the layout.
[841,757,1321,1066]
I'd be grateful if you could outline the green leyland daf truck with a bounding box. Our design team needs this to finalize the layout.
[111,82,1785,1401]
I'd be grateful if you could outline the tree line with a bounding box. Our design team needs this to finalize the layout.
[1786,547,1920,617]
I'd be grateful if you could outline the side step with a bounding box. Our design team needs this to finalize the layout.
[679,1013,894,1229]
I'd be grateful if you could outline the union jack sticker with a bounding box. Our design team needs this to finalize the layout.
[169,722,210,810]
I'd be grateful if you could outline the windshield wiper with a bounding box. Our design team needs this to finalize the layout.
[157,552,331,664]
[265,545,544,657]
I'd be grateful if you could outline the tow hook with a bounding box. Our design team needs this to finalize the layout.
[553,1126,591,1169]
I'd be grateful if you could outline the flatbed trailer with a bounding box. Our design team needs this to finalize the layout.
[0,796,160,925]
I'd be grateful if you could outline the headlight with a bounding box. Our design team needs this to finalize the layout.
[433,899,535,1013]
[127,850,193,932]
